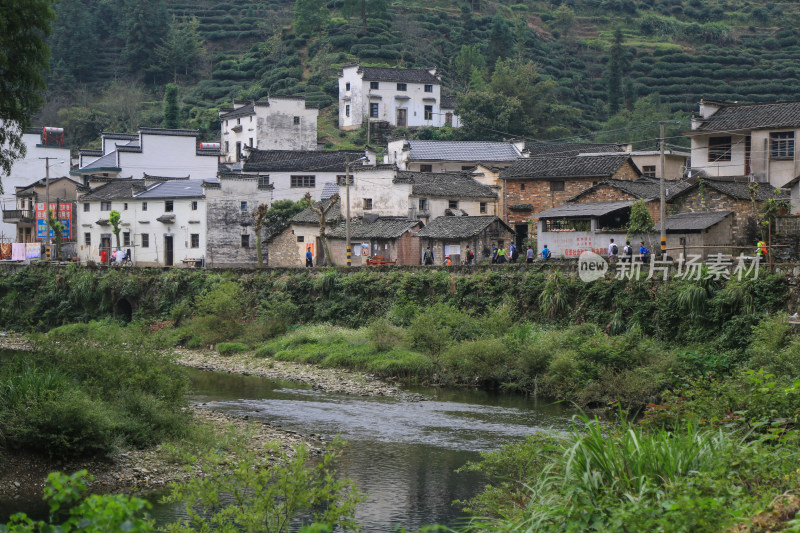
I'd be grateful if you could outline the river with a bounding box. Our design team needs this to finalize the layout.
[146,368,572,531]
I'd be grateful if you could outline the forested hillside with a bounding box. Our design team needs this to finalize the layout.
[38,0,800,150]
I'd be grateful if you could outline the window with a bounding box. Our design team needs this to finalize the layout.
[83,203,90,212]
[424,105,433,120]
[370,103,379,118]
[420,164,433,172]
[225,141,229,154]
[549,181,565,192]
[297,235,304,243]
[461,165,473,171]
[363,198,373,210]
[642,165,656,178]
[165,200,173,212]
[424,84,433,93]
[123,202,128,210]
[708,136,732,162]
[240,201,248,212]
[397,83,407,91]
[520,183,526,191]
[419,198,428,210]
[191,200,198,211]
[480,202,487,214]
[190,234,199,248]
[142,202,147,212]
[100,201,111,211]
[293,116,300,125]
[336,175,353,186]
[258,176,269,188]
[141,233,149,248]
[445,112,453,125]
[771,132,795,159]
[448,200,459,210]
[345,104,350,117]
[236,141,242,162]
[123,232,130,246]
[237,118,240,125]
[241,234,250,248]
[345,82,350,91]
[291,175,316,188]
[370,81,379,89]
[84,232,91,246]
[249,137,253,147]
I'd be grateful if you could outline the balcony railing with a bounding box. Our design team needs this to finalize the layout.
[2,209,34,222]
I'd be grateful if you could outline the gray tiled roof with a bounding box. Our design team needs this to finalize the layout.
[359,66,439,84]
[407,141,521,162]
[525,142,624,158]
[77,151,119,171]
[693,101,800,132]
[220,102,255,120]
[441,95,457,109]
[399,171,497,198]
[535,200,634,219]
[414,215,512,239]
[673,179,788,202]
[569,178,692,202]
[321,182,340,200]
[329,217,421,239]
[139,127,199,137]
[134,180,205,199]
[500,154,637,180]
[101,132,138,141]
[243,149,363,172]
[660,211,733,231]
[80,179,146,201]
[291,200,342,225]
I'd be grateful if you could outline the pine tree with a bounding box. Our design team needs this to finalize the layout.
[293,0,325,35]
[606,28,626,115]
[163,84,179,129]
[122,0,168,74]
[49,0,100,82]
[488,15,511,66]
[155,17,205,83]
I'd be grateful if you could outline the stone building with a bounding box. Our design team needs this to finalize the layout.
[401,170,499,221]
[414,215,514,265]
[569,178,691,224]
[338,64,460,130]
[668,179,786,245]
[219,96,319,162]
[267,200,342,267]
[203,174,272,268]
[499,153,642,245]
[327,215,422,265]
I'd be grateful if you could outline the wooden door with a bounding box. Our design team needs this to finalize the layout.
[164,235,173,266]
[396,108,407,127]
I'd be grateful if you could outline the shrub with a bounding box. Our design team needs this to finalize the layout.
[217,342,249,355]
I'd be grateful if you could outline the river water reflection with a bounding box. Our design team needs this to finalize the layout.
[148,369,573,531]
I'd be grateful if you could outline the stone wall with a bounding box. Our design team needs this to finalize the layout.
[267,227,304,267]
[669,188,756,245]
[205,179,271,267]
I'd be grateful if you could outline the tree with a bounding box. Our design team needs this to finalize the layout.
[0,0,56,183]
[57,107,111,148]
[262,198,311,240]
[100,81,145,133]
[453,45,486,90]
[109,210,122,249]
[48,0,100,83]
[342,0,390,31]
[154,16,205,82]
[252,203,269,268]
[606,28,626,115]
[553,5,575,38]
[46,206,65,260]
[468,66,488,93]
[293,0,325,35]
[163,84,179,129]
[627,199,655,249]
[122,0,168,75]
[456,92,527,140]
[306,192,339,266]
[488,15,512,66]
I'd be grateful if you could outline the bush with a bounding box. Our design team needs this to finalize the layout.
[217,342,249,355]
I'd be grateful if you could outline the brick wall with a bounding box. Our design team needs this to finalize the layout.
[267,228,304,267]
[394,230,421,265]
[669,189,756,245]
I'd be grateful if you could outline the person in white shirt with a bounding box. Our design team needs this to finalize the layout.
[608,238,619,261]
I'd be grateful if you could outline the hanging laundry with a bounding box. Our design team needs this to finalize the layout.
[11,243,25,261]
[25,243,41,259]
[0,243,11,260]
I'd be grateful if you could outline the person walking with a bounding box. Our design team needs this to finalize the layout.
[526,245,534,263]
[541,244,551,261]
[756,239,767,260]
[491,243,498,263]
[497,245,507,263]
[423,246,434,265]
[305,247,313,267]
[465,246,475,265]
[622,241,633,262]
[608,238,618,262]
[509,242,517,263]
[639,241,651,263]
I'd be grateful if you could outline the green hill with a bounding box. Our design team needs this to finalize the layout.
[39,0,800,150]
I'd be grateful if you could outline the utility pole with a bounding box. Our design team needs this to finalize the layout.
[39,157,58,255]
[345,154,352,267]
[659,122,666,258]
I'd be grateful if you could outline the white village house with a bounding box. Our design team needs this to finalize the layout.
[385,139,524,173]
[72,128,220,182]
[338,64,460,130]
[219,96,319,162]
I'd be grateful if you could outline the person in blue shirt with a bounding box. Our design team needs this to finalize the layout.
[305,248,313,267]
[639,241,650,263]
[541,244,551,261]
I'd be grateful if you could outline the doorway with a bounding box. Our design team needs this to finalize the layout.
[164,235,173,266]
[515,224,528,250]
[396,108,407,127]
[100,234,111,263]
